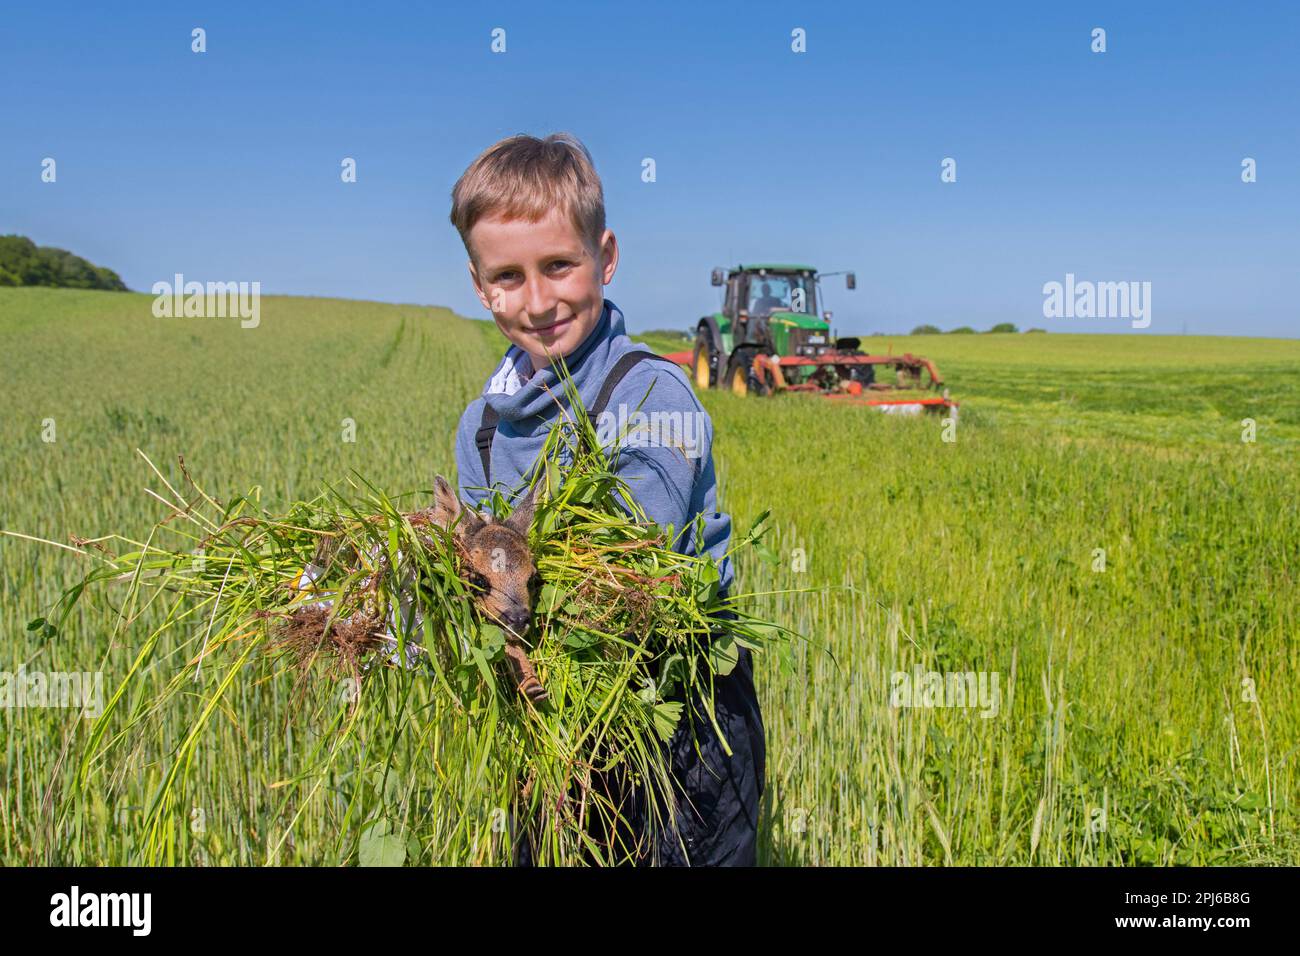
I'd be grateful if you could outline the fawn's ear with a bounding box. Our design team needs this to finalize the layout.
[432,475,484,537]
[503,481,539,536]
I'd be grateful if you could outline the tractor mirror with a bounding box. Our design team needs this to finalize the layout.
[711,268,726,286]
[846,272,857,290]
[823,311,833,322]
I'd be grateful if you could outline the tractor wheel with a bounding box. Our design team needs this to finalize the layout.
[726,349,770,397]
[692,329,718,390]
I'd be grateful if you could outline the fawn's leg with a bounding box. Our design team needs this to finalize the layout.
[503,641,548,703]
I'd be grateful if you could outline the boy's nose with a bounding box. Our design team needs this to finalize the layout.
[501,608,531,634]
[523,277,554,323]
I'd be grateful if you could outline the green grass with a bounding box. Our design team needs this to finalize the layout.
[628,329,692,355]
[2,287,1296,865]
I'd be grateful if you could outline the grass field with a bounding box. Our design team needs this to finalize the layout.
[2,287,1297,865]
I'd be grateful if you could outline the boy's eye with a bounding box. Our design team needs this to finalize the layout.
[546,260,573,274]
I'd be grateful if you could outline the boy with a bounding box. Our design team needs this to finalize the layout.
[448,133,765,866]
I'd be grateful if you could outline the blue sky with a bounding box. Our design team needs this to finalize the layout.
[4,1,1297,337]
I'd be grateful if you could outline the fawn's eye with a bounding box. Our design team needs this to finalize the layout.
[468,572,490,594]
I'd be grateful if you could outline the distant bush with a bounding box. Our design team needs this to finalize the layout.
[1025,327,1048,334]
[0,235,128,291]
[987,322,1019,334]
[911,324,941,335]
[948,326,976,334]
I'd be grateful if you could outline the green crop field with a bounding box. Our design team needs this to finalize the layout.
[2,287,1297,865]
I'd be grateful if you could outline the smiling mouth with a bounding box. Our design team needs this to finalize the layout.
[529,317,573,336]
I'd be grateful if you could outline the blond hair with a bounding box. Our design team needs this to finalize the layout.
[450,133,606,259]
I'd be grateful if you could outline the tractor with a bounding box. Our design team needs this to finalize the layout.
[666,264,957,416]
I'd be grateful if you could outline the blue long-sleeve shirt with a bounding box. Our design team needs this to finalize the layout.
[453,299,733,596]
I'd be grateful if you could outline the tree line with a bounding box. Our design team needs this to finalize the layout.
[0,235,128,291]
[909,323,1046,335]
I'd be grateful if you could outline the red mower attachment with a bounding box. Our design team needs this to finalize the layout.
[662,347,960,418]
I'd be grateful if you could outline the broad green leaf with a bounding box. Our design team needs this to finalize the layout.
[707,635,738,677]
[478,623,505,660]
[563,630,599,649]
[359,819,407,867]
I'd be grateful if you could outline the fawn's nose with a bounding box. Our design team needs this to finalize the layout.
[500,608,531,635]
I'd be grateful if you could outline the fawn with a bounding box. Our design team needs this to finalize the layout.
[421,475,547,703]
[296,476,546,703]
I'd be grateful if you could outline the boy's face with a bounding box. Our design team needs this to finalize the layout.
[467,208,618,370]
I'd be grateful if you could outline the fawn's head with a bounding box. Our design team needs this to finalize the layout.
[430,476,539,638]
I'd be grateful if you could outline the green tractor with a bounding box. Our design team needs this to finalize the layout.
[677,263,955,414]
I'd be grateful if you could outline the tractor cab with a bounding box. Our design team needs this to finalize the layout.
[711,264,832,359]
[728,267,817,318]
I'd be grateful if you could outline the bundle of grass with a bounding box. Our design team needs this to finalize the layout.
[34,361,794,866]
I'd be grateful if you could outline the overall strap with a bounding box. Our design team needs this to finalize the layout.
[475,403,500,486]
[589,350,680,420]
[475,350,680,487]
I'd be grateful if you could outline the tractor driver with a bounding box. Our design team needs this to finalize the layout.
[749,281,786,316]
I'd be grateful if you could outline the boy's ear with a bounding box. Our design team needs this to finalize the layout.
[598,229,619,286]
[467,259,493,312]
